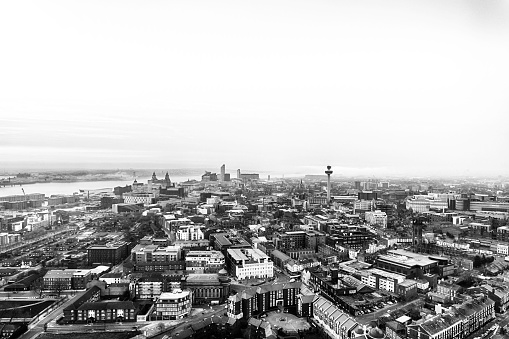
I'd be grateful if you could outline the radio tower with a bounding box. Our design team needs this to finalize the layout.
[325,165,333,204]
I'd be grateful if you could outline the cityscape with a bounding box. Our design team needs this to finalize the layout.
[1,1,509,339]
[0,166,509,339]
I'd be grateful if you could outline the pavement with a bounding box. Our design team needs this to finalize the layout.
[18,292,86,339]
[356,299,422,325]
[264,310,311,333]
[151,304,228,339]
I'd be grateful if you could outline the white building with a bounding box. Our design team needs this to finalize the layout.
[497,244,509,255]
[98,273,129,285]
[364,210,387,228]
[162,214,192,230]
[353,200,375,212]
[176,224,205,241]
[406,194,448,213]
[226,248,274,280]
[132,244,181,262]
[360,268,406,293]
[185,250,225,273]
[150,289,192,320]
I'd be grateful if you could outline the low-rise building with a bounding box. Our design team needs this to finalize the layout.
[185,250,225,273]
[43,269,92,291]
[149,289,192,320]
[313,296,360,339]
[75,301,137,323]
[365,210,387,228]
[407,296,495,339]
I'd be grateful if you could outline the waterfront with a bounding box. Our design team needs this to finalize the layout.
[0,175,201,197]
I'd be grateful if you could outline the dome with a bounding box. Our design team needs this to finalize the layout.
[368,327,384,339]
[354,327,366,335]
[218,268,228,275]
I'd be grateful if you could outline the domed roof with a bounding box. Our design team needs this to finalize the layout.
[354,327,365,335]
[218,268,228,275]
[368,327,384,339]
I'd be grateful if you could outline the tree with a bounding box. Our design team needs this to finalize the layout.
[53,280,67,297]
[32,278,45,298]
[157,322,165,333]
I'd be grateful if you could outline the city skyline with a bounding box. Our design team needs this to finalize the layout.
[1,0,508,177]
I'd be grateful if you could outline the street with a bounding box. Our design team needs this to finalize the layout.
[18,291,87,339]
[151,304,228,339]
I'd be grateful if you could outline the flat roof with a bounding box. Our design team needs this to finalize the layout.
[186,274,220,282]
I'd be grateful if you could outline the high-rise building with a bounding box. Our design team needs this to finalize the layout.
[220,164,225,181]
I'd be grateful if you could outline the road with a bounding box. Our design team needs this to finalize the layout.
[18,291,86,339]
[151,304,228,339]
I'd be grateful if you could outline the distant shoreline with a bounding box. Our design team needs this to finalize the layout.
[0,176,132,187]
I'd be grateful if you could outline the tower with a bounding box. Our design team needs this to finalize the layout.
[325,165,333,203]
[164,172,172,187]
[237,169,241,179]
[220,164,225,182]
[412,217,424,252]
[151,172,157,182]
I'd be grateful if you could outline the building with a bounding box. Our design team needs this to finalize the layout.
[365,210,387,228]
[359,268,406,294]
[376,249,442,278]
[226,248,274,280]
[87,241,130,266]
[481,284,509,313]
[63,286,101,323]
[496,244,509,256]
[133,275,180,300]
[149,289,192,320]
[131,244,182,263]
[238,171,260,181]
[497,226,509,242]
[407,296,494,339]
[43,269,92,291]
[201,171,218,182]
[185,250,225,273]
[123,192,157,205]
[98,273,129,285]
[74,301,137,323]
[182,271,231,305]
[227,282,310,320]
[176,224,205,241]
[313,296,360,339]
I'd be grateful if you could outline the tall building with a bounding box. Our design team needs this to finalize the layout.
[220,164,225,181]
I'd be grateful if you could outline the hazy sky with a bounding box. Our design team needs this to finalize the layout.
[1,0,508,177]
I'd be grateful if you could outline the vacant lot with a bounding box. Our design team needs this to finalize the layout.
[265,310,311,333]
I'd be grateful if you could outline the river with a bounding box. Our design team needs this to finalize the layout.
[0,175,202,197]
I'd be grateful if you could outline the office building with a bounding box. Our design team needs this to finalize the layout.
[149,289,192,320]
[87,241,130,266]
[226,248,273,280]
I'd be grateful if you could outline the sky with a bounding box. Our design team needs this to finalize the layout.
[1,0,508,178]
